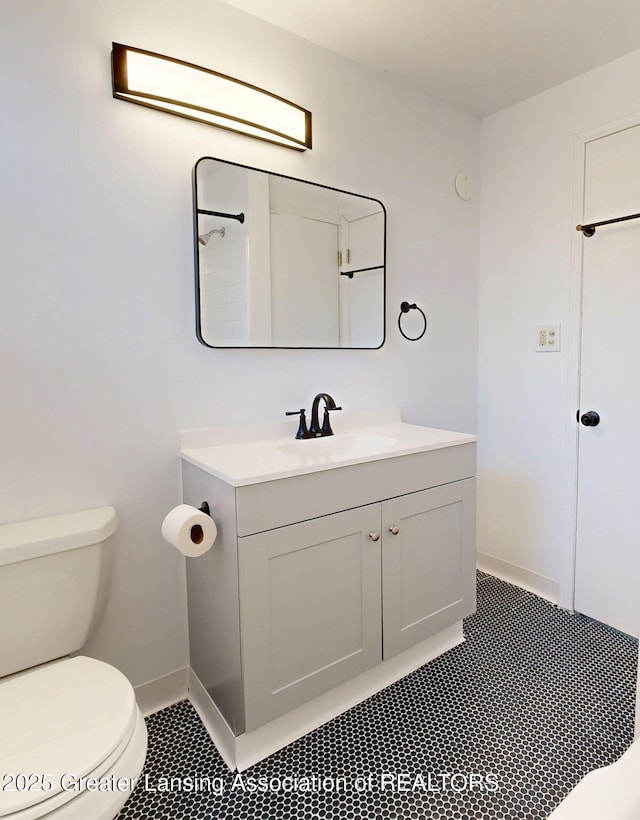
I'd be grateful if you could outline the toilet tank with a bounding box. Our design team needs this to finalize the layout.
[0,507,118,678]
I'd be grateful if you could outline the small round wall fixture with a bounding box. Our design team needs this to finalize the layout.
[398,301,427,341]
[455,171,473,201]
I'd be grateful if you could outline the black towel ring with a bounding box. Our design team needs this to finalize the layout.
[398,301,427,341]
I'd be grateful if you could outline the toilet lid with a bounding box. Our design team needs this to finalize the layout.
[0,656,137,817]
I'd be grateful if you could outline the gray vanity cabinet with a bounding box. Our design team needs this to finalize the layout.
[182,440,476,740]
[238,505,383,732]
[236,479,475,732]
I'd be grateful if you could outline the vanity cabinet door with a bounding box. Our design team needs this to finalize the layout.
[381,478,476,659]
[238,504,382,732]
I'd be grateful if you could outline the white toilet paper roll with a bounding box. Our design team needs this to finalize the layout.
[161,504,217,557]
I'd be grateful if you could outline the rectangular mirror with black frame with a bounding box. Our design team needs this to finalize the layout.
[193,157,386,349]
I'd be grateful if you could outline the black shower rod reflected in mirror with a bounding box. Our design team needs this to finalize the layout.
[197,208,245,223]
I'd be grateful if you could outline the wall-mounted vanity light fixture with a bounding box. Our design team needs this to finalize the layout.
[111,43,312,151]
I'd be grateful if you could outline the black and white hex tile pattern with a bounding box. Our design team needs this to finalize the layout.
[119,574,637,819]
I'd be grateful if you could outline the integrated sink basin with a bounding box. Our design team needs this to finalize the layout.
[179,410,477,487]
[278,432,398,458]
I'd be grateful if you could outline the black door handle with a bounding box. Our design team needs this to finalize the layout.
[579,411,600,427]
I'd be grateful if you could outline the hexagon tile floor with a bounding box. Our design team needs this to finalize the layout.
[118,573,637,819]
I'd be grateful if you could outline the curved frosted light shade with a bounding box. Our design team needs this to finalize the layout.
[111,43,312,151]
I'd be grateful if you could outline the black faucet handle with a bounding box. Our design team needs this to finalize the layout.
[285,408,309,439]
[321,405,342,436]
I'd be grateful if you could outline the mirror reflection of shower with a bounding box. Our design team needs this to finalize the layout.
[198,227,226,245]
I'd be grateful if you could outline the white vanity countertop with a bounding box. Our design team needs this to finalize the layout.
[180,410,477,487]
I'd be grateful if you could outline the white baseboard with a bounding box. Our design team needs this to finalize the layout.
[188,622,464,772]
[188,671,237,771]
[134,667,189,717]
[477,552,559,605]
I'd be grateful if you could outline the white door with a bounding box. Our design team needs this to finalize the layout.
[269,212,340,347]
[574,124,640,637]
[340,212,385,348]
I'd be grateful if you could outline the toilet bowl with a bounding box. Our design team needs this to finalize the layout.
[0,508,147,820]
[547,739,640,819]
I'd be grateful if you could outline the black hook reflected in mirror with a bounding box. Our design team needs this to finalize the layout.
[398,301,427,341]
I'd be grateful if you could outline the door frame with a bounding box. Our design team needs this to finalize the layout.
[561,109,640,610]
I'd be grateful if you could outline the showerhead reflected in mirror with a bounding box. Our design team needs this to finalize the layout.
[199,227,225,245]
[193,157,386,348]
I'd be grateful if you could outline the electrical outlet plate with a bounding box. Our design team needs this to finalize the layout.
[536,324,560,352]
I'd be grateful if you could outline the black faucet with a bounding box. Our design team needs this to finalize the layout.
[309,393,342,437]
[285,393,342,439]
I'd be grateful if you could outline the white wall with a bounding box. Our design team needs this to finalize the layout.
[478,49,640,602]
[1,0,479,686]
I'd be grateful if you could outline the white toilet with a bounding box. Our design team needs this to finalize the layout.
[0,507,147,820]
[547,739,640,819]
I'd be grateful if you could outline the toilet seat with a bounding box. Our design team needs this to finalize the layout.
[0,656,146,820]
